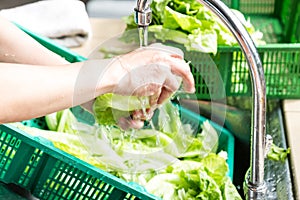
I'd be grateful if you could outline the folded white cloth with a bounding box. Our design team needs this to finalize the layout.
[0,0,92,47]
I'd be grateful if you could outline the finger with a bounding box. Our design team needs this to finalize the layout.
[171,54,183,59]
[118,117,144,130]
[155,71,182,105]
[149,54,195,94]
[132,108,155,121]
[131,110,144,120]
[117,117,130,130]
[129,120,145,129]
[164,72,182,92]
[168,57,195,93]
[149,89,161,106]
[157,87,174,105]
[80,99,95,114]
[145,108,155,120]
[133,82,161,97]
[128,64,165,97]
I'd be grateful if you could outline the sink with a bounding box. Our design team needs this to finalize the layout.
[225,97,294,199]
[179,96,295,199]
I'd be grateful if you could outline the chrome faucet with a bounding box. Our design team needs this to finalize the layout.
[134,0,269,198]
[195,0,268,198]
[134,0,152,46]
[197,1,270,199]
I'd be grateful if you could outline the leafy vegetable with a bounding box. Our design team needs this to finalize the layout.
[45,109,77,133]
[12,122,109,170]
[93,93,150,126]
[267,143,291,162]
[157,100,182,134]
[144,155,242,200]
[122,0,265,54]
[14,100,242,199]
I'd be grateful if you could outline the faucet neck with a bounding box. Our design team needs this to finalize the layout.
[135,0,152,27]
[136,0,151,12]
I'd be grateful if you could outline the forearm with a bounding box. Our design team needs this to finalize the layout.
[0,63,78,123]
[0,60,114,123]
[0,16,68,65]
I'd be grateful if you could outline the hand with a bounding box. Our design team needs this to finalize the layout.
[103,43,195,97]
[103,43,195,130]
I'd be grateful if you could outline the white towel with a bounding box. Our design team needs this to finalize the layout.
[0,0,92,47]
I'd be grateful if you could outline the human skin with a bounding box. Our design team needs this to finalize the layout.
[0,16,195,127]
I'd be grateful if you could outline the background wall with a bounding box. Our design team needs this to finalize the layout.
[0,0,135,19]
[0,0,89,9]
[86,0,135,18]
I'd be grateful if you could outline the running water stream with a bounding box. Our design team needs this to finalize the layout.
[138,26,148,47]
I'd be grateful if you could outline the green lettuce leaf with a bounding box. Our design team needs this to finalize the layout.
[267,143,291,162]
[144,159,233,200]
[122,0,265,54]
[93,93,150,126]
[201,153,228,185]
[45,109,78,133]
[164,6,202,31]
[222,177,243,200]
[157,101,182,134]
[16,99,242,200]
[156,101,219,158]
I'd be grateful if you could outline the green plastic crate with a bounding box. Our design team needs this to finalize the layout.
[222,0,299,43]
[0,106,235,200]
[16,23,87,63]
[0,26,235,200]
[184,0,300,100]
[0,123,157,200]
[185,44,300,99]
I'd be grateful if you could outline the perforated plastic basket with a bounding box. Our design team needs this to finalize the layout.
[0,106,235,200]
[222,0,299,43]
[0,124,156,200]
[184,0,300,100]
[0,26,235,200]
[186,44,300,99]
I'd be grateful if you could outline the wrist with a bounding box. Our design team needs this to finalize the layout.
[78,59,118,97]
[95,56,129,95]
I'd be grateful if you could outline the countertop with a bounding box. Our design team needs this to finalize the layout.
[283,100,300,199]
[71,18,127,57]
[70,18,300,199]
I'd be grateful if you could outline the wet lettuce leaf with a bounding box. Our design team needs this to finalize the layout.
[144,156,241,200]
[93,93,150,126]
[267,143,291,162]
[14,100,242,200]
[45,109,77,133]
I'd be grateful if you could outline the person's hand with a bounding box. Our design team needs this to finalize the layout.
[102,43,195,130]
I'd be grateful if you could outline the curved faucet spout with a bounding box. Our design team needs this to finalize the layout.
[197,0,267,199]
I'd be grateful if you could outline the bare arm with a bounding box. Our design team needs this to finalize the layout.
[0,63,78,123]
[0,16,68,65]
[0,16,94,123]
[0,16,195,125]
[0,59,118,123]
